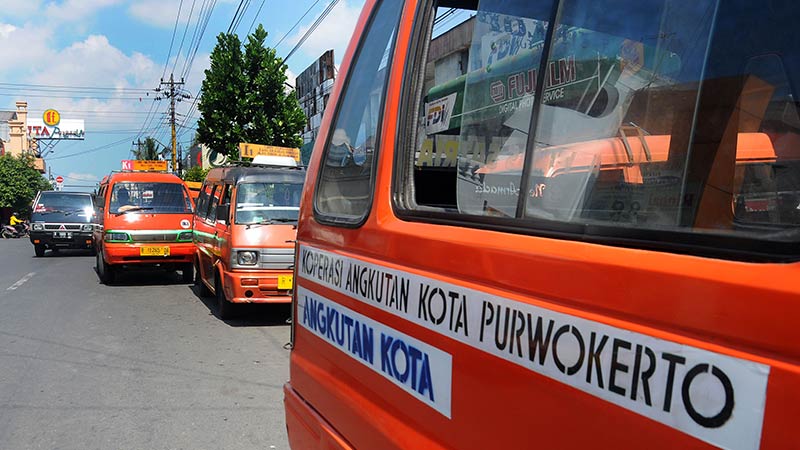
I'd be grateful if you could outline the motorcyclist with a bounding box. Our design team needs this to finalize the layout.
[9,212,24,234]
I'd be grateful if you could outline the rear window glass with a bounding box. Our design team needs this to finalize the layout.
[110,182,193,214]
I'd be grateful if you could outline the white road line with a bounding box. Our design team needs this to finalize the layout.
[7,272,36,291]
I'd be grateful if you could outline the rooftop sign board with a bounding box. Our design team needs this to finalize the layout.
[28,118,85,140]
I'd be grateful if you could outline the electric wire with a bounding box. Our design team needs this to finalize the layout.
[273,0,322,49]
[172,0,199,75]
[283,0,341,63]
[163,0,185,79]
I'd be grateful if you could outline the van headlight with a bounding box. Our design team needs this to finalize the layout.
[104,232,129,242]
[237,250,259,265]
[81,224,93,232]
[32,223,44,231]
[177,231,194,242]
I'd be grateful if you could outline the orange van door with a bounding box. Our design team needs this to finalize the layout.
[194,182,218,288]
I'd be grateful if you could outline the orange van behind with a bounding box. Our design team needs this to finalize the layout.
[94,171,195,283]
[192,162,305,318]
[286,1,800,449]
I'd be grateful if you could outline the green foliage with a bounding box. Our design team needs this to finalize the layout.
[197,32,246,160]
[242,25,305,149]
[0,155,52,216]
[197,26,306,160]
[182,166,209,182]
[133,137,163,160]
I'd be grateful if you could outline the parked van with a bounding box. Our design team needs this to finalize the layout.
[94,171,195,284]
[193,155,305,318]
[285,1,800,449]
[29,190,95,257]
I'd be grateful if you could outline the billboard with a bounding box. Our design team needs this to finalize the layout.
[28,118,85,140]
[296,49,335,100]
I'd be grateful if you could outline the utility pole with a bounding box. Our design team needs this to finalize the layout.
[131,139,144,160]
[156,74,189,174]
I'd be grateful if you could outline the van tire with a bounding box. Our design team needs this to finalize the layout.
[216,275,234,319]
[34,244,45,257]
[181,263,193,284]
[96,251,115,284]
[194,263,211,297]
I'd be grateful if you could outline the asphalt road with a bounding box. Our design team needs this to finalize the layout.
[0,238,292,450]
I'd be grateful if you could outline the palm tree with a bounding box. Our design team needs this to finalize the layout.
[133,137,162,160]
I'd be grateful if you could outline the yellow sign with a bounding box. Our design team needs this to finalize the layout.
[43,109,60,127]
[238,143,301,161]
[133,160,168,171]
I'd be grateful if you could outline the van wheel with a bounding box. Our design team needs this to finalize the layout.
[34,244,45,257]
[216,276,234,319]
[194,263,211,297]
[96,251,115,284]
[181,263,193,284]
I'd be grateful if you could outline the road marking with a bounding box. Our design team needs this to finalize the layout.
[7,272,36,291]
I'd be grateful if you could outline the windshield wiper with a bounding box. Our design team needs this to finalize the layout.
[115,207,154,216]
[245,218,297,229]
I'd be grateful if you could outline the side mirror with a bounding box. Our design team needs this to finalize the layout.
[216,204,230,224]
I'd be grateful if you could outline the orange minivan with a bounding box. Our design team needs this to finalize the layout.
[94,171,195,284]
[286,1,800,449]
[192,156,305,318]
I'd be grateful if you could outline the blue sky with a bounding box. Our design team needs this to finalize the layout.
[0,0,366,191]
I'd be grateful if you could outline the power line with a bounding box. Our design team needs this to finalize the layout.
[274,0,321,49]
[181,0,218,80]
[247,0,267,35]
[283,0,341,63]
[0,82,150,92]
[163,0,185,79]
[172,0,198,75]
[231,0,253,34]
[47,135,136,160]
[226,0,247,34]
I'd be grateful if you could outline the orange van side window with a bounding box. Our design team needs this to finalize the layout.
[398,0,800,258]
[314,1,404,223]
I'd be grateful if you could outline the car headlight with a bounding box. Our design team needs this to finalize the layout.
[177,231,193,242]
[32,223,43,231]
[81,224,93,232]
[237,250,259,265]
[104,232,129,242]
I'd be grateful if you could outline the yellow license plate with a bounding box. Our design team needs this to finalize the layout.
[140,246,170,256]
[278,275,293,290]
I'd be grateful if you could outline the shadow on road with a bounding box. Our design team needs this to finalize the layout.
[190,284,292,328]
[35,248,95,258]
[94,267,193,287]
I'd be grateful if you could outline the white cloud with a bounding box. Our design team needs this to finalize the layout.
[0,1,44,20]
[44,0,124,23]
[0,24,17,38]
[0,23,55,78]
[286,0,363,63]
[128,0,194,29]
[67,172,100,181]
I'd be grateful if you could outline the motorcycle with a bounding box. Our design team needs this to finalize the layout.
[1,222,29,239]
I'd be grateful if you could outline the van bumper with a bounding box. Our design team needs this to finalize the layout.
[103,242,195,265]
[223,270,293,304]
[30,231,93,249]
[284,383,352,450]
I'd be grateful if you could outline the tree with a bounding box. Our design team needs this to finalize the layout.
[0,155,52,217]
[197,26,305,160]
[197,32,246,159]
[242,25,305,149]
[133,137,162,160]
[182,166,209,182]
